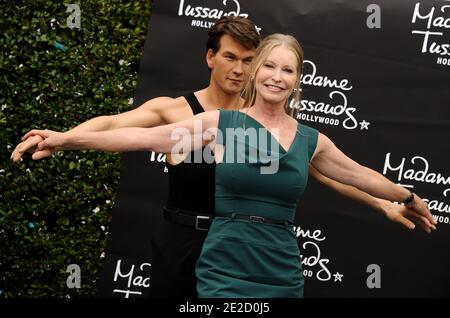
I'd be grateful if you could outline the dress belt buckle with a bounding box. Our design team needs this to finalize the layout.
[249,215,265,223]
[195,215,210,231]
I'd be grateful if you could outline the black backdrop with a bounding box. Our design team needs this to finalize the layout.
[98,0,450,297]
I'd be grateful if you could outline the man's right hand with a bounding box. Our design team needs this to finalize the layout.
[10,134,56,162]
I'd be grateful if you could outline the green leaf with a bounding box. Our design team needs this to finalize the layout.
[1,0,151,297]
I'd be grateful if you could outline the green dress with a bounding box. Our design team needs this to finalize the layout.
[196,109,318,298]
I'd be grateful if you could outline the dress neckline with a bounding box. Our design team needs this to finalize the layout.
[236,110,300,154]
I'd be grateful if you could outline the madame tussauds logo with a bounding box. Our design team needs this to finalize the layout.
[112,260,151,298]
[411,1,450,66]
[291,60,370,131]
[178,0,250,29]
[383,152,450,224]
[295,226,344,283]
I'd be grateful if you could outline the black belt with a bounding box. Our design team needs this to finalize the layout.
[163,207,213,231]
[222,213,293,226]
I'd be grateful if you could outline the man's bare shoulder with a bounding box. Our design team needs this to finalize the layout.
[170,95,191,107]
[136,94,198,124]
[138,95,188,109]
[159,95,197,123]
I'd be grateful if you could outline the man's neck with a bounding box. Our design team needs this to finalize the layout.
[195,85,243,111]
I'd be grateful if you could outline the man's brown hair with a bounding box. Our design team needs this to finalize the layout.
[207,16,261,53]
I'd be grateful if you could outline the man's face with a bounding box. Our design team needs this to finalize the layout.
[207,34,256,95]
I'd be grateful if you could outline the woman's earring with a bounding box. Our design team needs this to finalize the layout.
[290,88,298,97]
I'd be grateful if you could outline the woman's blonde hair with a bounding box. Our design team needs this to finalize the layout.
[241,34,304,117]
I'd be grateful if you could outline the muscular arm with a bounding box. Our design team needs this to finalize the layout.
[310,133,436,232]
[311,133,408,201]
[309,165,385,212]
[69,96,174,132]
[11,96,178,161]
[29,110,219,155]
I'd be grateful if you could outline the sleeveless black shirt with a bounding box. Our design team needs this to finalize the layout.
[165,92,216,215]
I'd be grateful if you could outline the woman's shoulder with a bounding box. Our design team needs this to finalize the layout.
[297,122,320,160]
[297,122,319,137]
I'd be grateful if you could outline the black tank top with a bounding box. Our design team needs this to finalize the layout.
[165,92,216,215]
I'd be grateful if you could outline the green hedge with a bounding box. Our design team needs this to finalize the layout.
[0,0,152,297]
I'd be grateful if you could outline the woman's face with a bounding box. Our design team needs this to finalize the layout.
[254,46,298,106]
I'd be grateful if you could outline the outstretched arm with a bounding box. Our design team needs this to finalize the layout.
[27,110,219,155]
[10,96,174,162]
[309,165,436,232]
[310,133,437,232]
